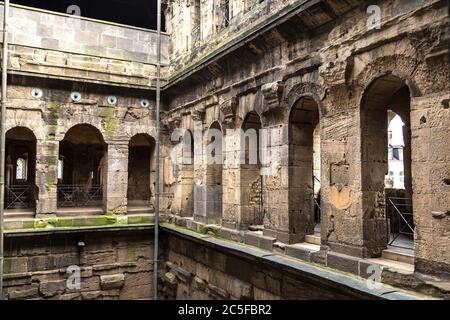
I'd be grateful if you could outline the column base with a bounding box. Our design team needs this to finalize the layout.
[263,228,305,244]
[324,240,385,259]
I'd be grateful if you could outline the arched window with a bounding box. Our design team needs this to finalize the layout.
[16,157,27,180]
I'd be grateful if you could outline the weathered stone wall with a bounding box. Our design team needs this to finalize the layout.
[163,0,450,277]
[165,0,306,73]
[1,3,170,88]
[5,76,172,216]
[160,229,398,300]
[3,229,154,300]
[4,227,423,300]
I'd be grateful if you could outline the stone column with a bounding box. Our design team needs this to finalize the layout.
[222,123,239,229]
[35,140,58,216]
[105,141,129,214]
[262,123,292,243]
[411,93,450,277]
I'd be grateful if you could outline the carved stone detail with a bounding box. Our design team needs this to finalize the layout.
[261,81,284,115]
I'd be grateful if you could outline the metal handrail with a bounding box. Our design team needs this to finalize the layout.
[387,197,415,246]
[5,184,34,209]
[57,184,103,208]
[313,195,321,227]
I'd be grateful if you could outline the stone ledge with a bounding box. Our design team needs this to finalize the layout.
[245,232,276,251]
[285,243,321,262]
[161,223,436,300]
[4,214,155,237]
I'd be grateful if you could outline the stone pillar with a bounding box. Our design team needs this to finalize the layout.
[35,140,58,216]
[320,89,375,258]
[222,125,239,229]
[105,142,129,214]
[403,124,413,199]
[202,122,223,225]
[262,124,291,243]
[411,93,450,277]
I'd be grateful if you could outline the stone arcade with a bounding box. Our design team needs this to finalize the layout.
[1,0,449,300]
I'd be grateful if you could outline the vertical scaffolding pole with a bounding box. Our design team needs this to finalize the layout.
[0,0,9,300]
[153,0,162,301]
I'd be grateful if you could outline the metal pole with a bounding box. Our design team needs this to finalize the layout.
[153,0,162,301]
[0,0,10,301]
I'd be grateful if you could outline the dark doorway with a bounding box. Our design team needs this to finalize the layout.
[4,127,37,214]
[127,134,155,208]
[57,124,107,209]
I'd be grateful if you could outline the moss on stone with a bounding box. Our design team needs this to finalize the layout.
[128,216,143,224]
[56,218,74,228]
[34,220,48,229]
[48,101,60,126]
[101,107,117,139]
[141,215,154,224]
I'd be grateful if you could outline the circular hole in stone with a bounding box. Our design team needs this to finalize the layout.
[141,99,150,108]
[70,92,82,102]
[31,88,43,99]
[420,116,427,125]
[107,95,118,106]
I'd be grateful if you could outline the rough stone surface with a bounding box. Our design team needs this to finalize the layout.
[1,0,449,300]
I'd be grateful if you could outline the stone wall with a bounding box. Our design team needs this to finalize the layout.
[4,76,173,216]
[4,226,424,300]
[1,3,170,88]
[160,228,422,300]
[3,229,154,300]
[163,0,450,278]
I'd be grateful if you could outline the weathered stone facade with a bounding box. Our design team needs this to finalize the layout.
[163,0,450,281]
[1,0,449,299]
[4,228,154,300]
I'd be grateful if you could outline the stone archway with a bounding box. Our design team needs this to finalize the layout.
[127,134,156,210]
[4,127,37,216]
[361,74,414,254]
[203,121,223,224]
[57,124,107,211]
[288,96,321,242]
[239,111,263,229]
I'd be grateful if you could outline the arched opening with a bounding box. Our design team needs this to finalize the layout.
[288,97,320,241]
[4,127,37,216]
[127,134,156,212]
[240,111,263,229]
[205,121,223,223]
[57,124,107,211]
[178,130,194,217]
[361,75,414,253]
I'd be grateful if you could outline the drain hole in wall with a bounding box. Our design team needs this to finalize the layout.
[443,179,450,186]
[420,116,427,125]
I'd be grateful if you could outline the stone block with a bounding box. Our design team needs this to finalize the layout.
[39,280,66,298]
[244,232,275,251]
[207,283,230,299]
[8,284,39,300]
[285,245,314,262]
[100,274,125,291]
[326,252,361,275]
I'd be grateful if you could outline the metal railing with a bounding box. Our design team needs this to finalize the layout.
[57,184,103,208]
[313,196,321,227]
[387,197,415,246]
[313,176,321,227]
[5,185,34,209]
